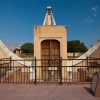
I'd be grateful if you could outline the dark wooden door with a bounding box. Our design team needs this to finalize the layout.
[41,40,60,81]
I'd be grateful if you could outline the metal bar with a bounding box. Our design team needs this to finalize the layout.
[34,57,36,84]
[60,57,62,85]
[24,60,25,83]
[0,66,1,83]
[10,56,11,70]
[13,60,14,83]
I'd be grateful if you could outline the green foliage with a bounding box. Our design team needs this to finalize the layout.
[20,43,34,53]
[67,40,88,53]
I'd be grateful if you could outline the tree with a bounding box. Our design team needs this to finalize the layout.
[79,42,88,52]
[20,43,34,54]
[67,40,88,53]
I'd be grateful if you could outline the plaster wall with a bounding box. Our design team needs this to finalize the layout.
[34,25,67,60]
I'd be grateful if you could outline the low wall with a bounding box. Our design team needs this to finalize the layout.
[67,52,83,57]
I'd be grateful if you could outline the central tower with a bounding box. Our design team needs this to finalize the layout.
[34,6,67,81]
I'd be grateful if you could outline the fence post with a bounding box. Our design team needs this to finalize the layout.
[60,57,62,85]
[34,57,37,84]
[10,56,12,70]
[87,56,88,67]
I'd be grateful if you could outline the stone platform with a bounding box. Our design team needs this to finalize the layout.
[0,84,100,100]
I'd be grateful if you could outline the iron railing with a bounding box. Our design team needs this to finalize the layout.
[0,57,100,84]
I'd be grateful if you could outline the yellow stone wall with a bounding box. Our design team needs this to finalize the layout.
[34,25,67,60]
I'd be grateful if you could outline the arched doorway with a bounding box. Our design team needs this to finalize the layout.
[41,40,60,82]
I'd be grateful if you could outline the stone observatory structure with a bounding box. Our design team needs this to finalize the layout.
[34,6,67,81]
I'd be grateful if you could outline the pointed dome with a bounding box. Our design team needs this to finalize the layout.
[43,6,56,25]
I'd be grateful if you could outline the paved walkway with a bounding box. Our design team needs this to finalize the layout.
[0,84,100,100]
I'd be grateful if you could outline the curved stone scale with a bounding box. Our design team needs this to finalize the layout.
[0,39,32,67]
[68,38,100,66]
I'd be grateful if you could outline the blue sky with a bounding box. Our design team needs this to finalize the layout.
[0,0,100,48]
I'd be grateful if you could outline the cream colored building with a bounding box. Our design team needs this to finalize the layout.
[34,6,67,81]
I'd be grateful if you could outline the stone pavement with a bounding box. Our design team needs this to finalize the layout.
[0,84,100,100]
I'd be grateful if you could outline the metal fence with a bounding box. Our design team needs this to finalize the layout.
[0,57,100,84]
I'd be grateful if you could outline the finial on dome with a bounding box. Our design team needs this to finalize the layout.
[46,6,52,10]
[46,6,52,13]
[43,6,56,25]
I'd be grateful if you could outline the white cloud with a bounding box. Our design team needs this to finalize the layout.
[85,19,94,23]
[94,14,97,17]
[85,17,94,23]
[91,6,97,11]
